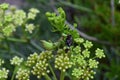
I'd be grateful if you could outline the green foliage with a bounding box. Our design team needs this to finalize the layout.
[0,3,106,80]
[46,7,66,32]
[25,0,120,80]
[0,68,9,80]
[74,0,120,45]
[10,56,23,66]
[0,3,39,37]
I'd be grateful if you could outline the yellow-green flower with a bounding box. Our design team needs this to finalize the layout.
[89,59,99,68]
[26,52,38,67]
[10,56,23,66]
[3,24,16,36]
[13,10,26,26]
[25,24,35,33]
[83,40,93,49]
[31,59,50,78]
[0,3,9,10]
[95,48,105,59]
[0,68,9,79]
[74,38,84,44]
[72,67,83,79]
[73,46,81,54]
[16,68,30,80]
[28,8,39,19]
[55,54,72,72]
[82,49,90,58]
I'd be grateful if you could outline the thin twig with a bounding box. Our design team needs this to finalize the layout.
[111,0,115,26]
[30,40,44,51]
[49,0,112,45]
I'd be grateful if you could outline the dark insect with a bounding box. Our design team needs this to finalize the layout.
[65,35,73,53]
[65,35,73,47]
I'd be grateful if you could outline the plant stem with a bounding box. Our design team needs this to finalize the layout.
[0,35,27,43]
[44,74,51,80]
[30,40,44,51]
[11,67,17,80]
[60,71,65,80]
[7,37,27,43]
[48,64,57,80]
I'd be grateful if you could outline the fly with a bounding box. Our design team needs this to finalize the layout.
[65,35,72,47]
[65,35,73,53]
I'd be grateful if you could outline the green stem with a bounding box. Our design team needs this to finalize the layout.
[48,64,57,80]
[11,66,17,80]
[4,36,10,51]
[0,35,27,43]
[60,71,65,80]
[92,56,97,59]
[44,74,51,80]
[7,37,27,43]
[30,40,44,51]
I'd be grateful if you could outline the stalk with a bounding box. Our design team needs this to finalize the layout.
[44,74,51,80]
[48,64,57,80]
[11,67,17,80]
[60,71,65,80]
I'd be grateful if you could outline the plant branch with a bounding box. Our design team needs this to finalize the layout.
[7,37,27,43]
[44,74,52,80]
[60,71,65,80]
[11,66,17,80]
[48,64,57,80]
[111,0,115,27]
[29,40,44,51]
[58,1,92,13]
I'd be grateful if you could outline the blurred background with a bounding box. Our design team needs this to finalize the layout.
[0,0,120,80]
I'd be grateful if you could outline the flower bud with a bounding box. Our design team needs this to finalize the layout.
[0,3,9,10]
[45,12,51,16]
[41,40,54,50]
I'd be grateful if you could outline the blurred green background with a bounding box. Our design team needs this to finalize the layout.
[0,0,120,80]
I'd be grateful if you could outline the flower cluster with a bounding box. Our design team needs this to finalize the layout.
[0,3,39,36]
[73,46,81,54]
[72,67,84,78]
[13,10,26,26]
[83,40,93,49]
[46,7,105,80]
[74,38,84,44]
[26,51,53,79]
[25,24,35,33]
[26,52,38,67]
[70,37,101,80]
[3,24,15,36]
[55,53,72,72]
[46,7,66,32]
[82,49,90,58]
[89,59,99,68]
[31,59,50,78]
[0,68,9,80]
[72,67,95,80]
[95,48,105,59]
[0,3,9,10]
[10,56,23,66]
[16,68,30,80]
[0,50,9,80]
[71,54,86,67]
[0,5,106,80]
[28,8,40,19]
[38,51,53,61]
